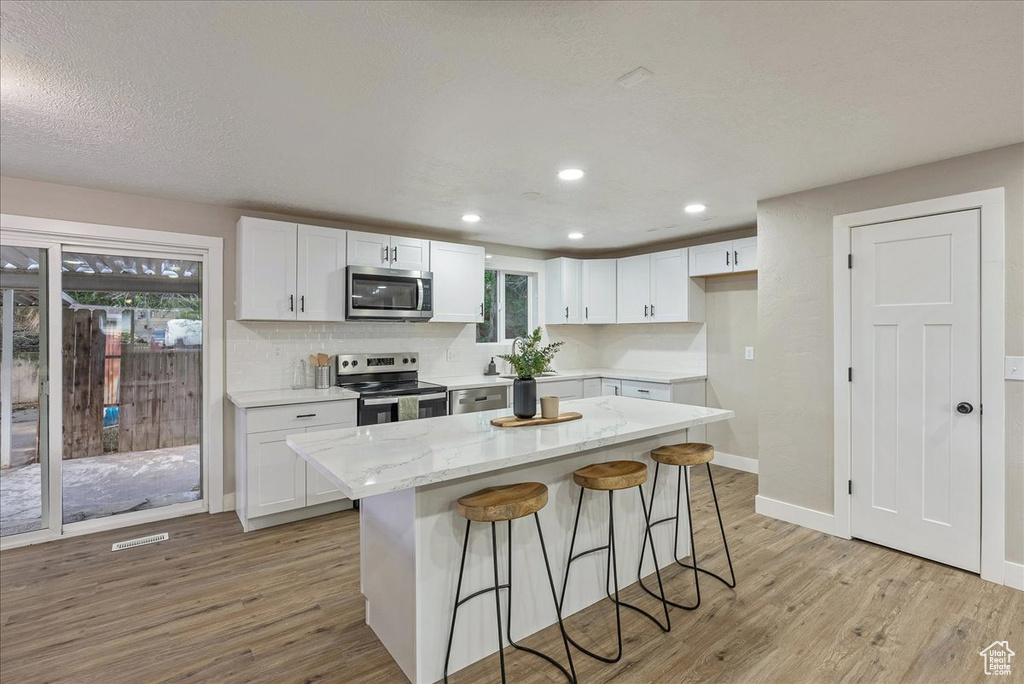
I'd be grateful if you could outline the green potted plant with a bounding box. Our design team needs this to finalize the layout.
[497,327,564,419]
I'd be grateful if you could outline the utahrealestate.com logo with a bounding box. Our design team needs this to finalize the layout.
[979,641,1015,676]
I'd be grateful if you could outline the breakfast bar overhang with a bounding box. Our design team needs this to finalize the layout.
[287,396,733,684]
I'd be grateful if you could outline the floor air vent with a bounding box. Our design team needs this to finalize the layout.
[111,533,169,552]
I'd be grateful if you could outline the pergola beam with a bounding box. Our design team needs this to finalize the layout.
[0,272,200,295]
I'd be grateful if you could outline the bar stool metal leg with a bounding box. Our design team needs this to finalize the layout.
[705,463,737,588]
[559,486,670,664]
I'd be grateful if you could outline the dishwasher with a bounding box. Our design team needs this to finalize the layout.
[449,386,509,414]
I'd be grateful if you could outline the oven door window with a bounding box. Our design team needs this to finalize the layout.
[360,400,397,425]
[351,274,418,310]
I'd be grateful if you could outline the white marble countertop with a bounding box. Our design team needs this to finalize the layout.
[428,368,707,391]
[287,395,732,499]
[227,387,359,408]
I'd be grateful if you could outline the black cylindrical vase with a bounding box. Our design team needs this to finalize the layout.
[512,377,537,419]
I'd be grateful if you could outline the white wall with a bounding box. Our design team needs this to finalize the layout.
[756,143,1023,565]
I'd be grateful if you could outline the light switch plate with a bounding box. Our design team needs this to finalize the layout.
[745,346,755,360]
[1006,356,1024,381]
[446,349,458,362]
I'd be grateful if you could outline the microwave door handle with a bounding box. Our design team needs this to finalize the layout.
[417,278,425,311]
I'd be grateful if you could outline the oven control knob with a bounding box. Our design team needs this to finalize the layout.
[341,360,349,368]
[410,357,416,364]
[351,360,359,367]
[403,357,409,364]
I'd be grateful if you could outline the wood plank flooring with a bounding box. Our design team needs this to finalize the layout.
[1,467,1020,683]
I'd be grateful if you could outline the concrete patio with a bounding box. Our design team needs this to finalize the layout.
[0,444,200,537]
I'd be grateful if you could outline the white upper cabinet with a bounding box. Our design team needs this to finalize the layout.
[346,231,430,271]
[237,217,298,320]
[615,248,703,324]
[430,241,485,323]
[392,236,430,271]
[296,224,346,321]
[545,258,582,324]
[732,236,758,273]
[615,254,651,324]
[581,259,617,324]
[688,237,758,276]
[347,231,391,268]
[237,218,347,321]
[651,248,702,322]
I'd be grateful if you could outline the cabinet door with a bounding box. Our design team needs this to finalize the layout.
[391,236,430,271]
[246,429,306,517]
[303,424,352,506]
[689,241,731,276]
[237,217,297,320]
[581,259,617,324]
[296,225,346,321]
[539,379,583,401]
[582,378,602,398]
[733,237,758,272]
[615,254,651,324]
[545,258,582,324]
[651,249,690,322]
[347,231,389,267]
[600,378,621,396]
[430,241,485,322]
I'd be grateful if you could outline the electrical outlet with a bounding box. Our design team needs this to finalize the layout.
[1007,356,1024,380]
[272,345,283,359]
[446,349,458,362]
[744,346,755,360]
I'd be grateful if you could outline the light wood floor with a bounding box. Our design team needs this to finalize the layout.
[1,467,1020,683]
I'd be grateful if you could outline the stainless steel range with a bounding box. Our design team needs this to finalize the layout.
[335,352,448,425]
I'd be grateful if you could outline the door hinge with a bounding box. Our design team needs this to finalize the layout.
[848,480,852,495]
[848,367,852,382]
[848,253,852,269]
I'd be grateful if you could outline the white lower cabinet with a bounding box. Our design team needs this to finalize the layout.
[582,378,602,398]
[601,379,621,396]
[539,379,583,401]
[235,400,356,531]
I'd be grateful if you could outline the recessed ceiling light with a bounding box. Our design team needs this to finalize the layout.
[684,203,707,214]
[462,214,481,223]
[567,232,584,240]
[558,169,585,181]
[485,254,493,260]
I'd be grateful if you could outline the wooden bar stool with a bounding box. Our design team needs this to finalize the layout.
[637,443,736,611]
[443,482,576,684]
[558,460,670,664]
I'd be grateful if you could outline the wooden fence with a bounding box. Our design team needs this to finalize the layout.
[61,309,200,459]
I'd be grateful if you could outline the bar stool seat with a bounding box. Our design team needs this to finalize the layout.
[651,442,714,467]
[573,460,648,490]
[444,482,575,683]
[457,483,548,522]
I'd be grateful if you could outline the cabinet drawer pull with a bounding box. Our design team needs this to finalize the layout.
[726,250,730,266]
[734,250,739,266]
[289,294,294,312]
[644,304,648,317]
[300,295,305,312]
[636,389,650,394]
[296,413,317,418]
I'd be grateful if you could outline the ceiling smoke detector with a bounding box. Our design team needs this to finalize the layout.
[616,66,653,89]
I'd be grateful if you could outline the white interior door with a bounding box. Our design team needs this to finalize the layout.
[850,209,981,572]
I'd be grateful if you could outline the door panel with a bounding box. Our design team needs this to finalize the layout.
[688,242,730,276]
[851,209,980,572]
[651,249,688,322]
[296,225,346,321]
[246,430,305,517]
[391,237,430,271]
[733,237,758,272]
[615,254,650,324]
[430,241,484,323]
[304,424,351,506]
[347,231,388,268]
[237,218,297,320]
[582,259,617,324]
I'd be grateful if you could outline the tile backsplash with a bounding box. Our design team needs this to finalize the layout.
[226,320,706,392]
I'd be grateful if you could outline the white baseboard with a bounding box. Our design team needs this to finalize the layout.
[218,492,236,513]
[1005,561,1024,591]
[712,451,758,474]
[755,494,837,536]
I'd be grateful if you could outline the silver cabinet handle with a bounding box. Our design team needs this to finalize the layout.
[392,246,398,262]
[585,306,588,319]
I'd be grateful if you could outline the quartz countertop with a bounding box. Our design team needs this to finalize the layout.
[227,387,359,408]
[287,395,732,499]
[427,367,707,391]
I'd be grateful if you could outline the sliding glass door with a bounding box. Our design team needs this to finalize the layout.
[59,247,203,527]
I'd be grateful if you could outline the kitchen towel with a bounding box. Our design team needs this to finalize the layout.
[398,395,420,421]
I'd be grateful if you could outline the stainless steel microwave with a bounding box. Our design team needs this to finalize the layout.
[346,266,433,321]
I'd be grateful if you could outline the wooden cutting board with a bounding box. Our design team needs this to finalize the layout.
[490,412,583,428]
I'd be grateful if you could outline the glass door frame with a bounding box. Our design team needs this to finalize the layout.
[0,215,224,550]
[58,242,209,536]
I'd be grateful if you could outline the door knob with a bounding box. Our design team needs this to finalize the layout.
[956,402,974,415]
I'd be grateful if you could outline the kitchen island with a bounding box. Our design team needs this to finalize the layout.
[287,396,733,684]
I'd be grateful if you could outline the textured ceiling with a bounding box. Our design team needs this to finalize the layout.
[1,1,1021,252]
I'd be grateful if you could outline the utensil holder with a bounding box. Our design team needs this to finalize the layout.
[314,365,332,389]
